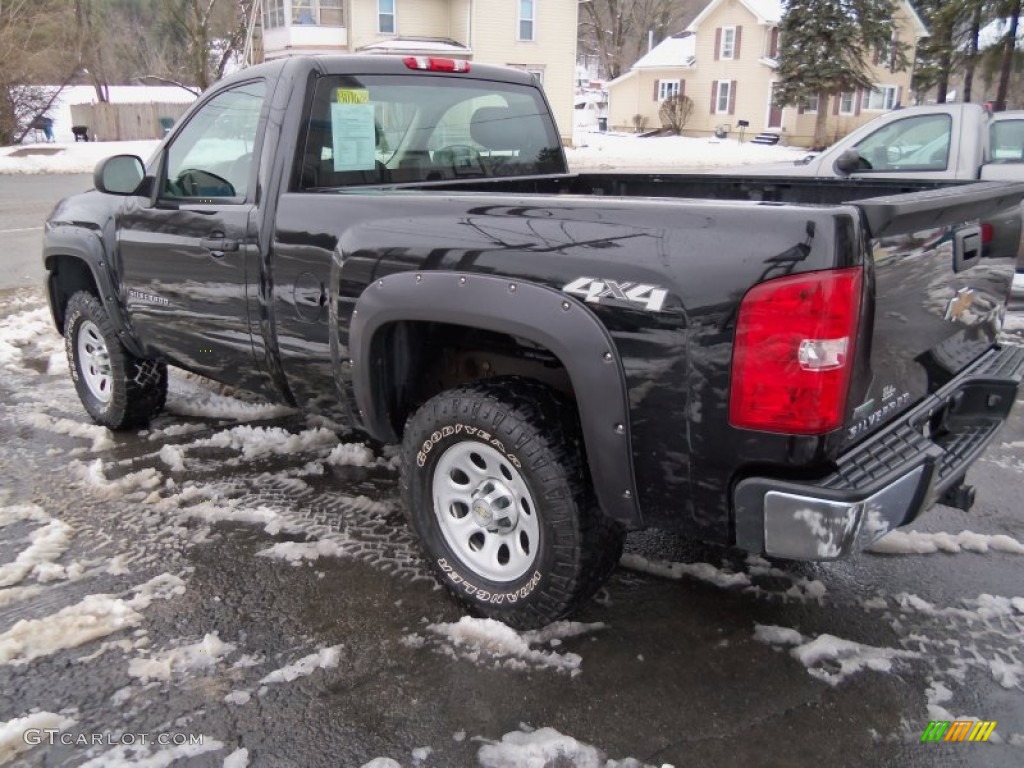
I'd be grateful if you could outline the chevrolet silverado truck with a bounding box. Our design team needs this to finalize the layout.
[43,56,1024,628]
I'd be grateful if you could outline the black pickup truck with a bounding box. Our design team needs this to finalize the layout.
[43,55,1024,628]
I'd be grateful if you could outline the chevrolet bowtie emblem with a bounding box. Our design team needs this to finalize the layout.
[945,287,975,322]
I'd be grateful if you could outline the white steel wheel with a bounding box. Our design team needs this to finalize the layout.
[77,319,113,403]
[432,441,540,583]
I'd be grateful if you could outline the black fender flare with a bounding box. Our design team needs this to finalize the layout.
[43,226,144,358]
[348,271,642,527]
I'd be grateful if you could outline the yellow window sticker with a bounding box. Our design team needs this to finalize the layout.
[336,89,370,104]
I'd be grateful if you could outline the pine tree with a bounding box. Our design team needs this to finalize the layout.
[774,0,908,147]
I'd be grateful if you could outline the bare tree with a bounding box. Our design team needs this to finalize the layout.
[659,93,694,134]
[579,0,704,80]
[994,0,1022,110]
[0,0,78,143]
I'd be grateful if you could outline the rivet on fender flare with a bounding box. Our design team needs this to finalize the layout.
[377,280,384,288]
[603,352,613,361]
[561,301,570,311]
[614,424,624,434]
[459,276,467,285]
[623,490,632,498]
[416,274,422,282]
[509,284,517,293]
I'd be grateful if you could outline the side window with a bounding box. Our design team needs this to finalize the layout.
[853,114,951,172]
[990,120,1024,163]
[162,81,266,201]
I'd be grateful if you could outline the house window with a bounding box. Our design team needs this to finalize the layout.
[319,0,343,25]
[263,0,284,29]
[519,0,535,41]
[720,26,736,59]
[801,94,819,113]
[864,85,898,111]
[659,80,680,101]
[766,27,779,59]
[839,92,855,115]
[715,81,732,114]
[378,0,395,34]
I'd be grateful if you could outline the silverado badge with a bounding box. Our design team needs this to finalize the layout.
[944,287,975,322]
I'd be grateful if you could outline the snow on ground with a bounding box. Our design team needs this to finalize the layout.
[0,517,73,587]
[753,624,920,687]
[403,616,605,676]
[127,632,237,682]
[0,139,160,175]
[619,552,750,589]
[0,129,808,176]
[868,529,1024,555]
[259,645,343,684]
[20,413,114,452]
[0,711,77,764]
[164,373,295,421]
[0,307,65,373]
[77,737,225,768]
[477,725,655,768]
[223,748,250,768]
[190,425,340,462]
[0,573,184,665]
[566,131,808,171]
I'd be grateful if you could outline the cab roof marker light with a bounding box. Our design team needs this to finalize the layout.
[403,57,471,73]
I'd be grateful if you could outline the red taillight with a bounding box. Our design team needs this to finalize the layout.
[981,222,994,244]
[729,267,863,435]
[403,56,471,73]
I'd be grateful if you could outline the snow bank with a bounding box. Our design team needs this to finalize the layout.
[868,529,1024,555]
[567,132,807,171]
[224,748,250,768]
[0,139,160,175]
[259,645,343,684]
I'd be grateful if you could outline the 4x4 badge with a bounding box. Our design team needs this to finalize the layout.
[563,277,668,312]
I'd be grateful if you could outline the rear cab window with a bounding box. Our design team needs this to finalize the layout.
[989,119,1024,163]
[297,74,566,189]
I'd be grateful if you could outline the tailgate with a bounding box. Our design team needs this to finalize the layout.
[844,181,1024,445]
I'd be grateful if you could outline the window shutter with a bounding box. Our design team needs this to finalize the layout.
[653,79,660,101]
[895,86,902,107]
[890,38,898,70]
[734,26,742,59]
[680,80,685,97]
[714,28,721,60]
[770,27,779,58]
[711,80,718,113]
[729,81,736,115]
[798,100,805,115]
[854,89,862,116]
[833,95,840,115]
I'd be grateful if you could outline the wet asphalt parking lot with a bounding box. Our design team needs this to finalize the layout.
[0,175,1022,768]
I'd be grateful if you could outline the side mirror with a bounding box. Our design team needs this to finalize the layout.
[94,155,146,196]
[834,148,864,175]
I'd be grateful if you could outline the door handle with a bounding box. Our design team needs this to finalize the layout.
[200,237,239,255]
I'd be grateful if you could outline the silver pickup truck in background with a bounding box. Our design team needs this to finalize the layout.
[742,103,1024,279]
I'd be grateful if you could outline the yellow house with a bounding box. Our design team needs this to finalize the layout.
[606,0,928,146]
[257,0,578,140]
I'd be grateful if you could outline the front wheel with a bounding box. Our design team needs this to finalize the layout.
[64,291,167,429]
[400,378,624,629]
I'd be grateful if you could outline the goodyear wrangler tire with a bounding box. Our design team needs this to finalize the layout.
[401,377,623,630]
[64,291,167,430]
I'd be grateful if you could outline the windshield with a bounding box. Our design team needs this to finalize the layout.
[297,73,566,189]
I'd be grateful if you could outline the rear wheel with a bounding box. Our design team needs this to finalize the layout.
[64,291,167,429]
[401,377,624,629]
